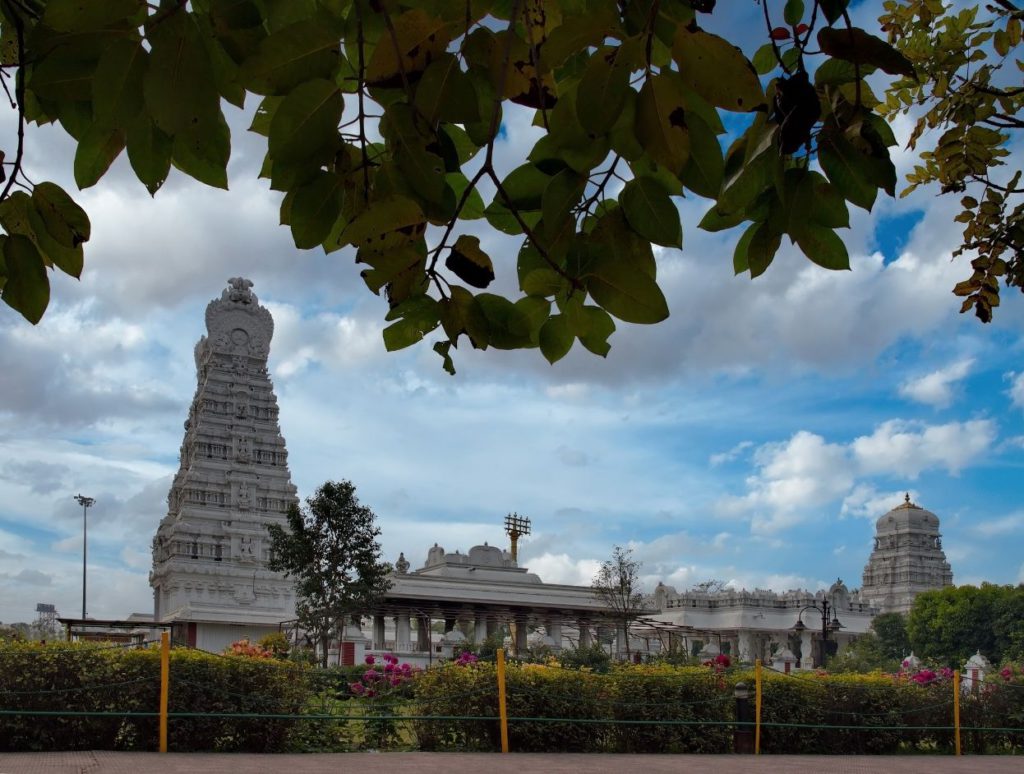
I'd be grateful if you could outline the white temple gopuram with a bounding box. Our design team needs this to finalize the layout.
[149,278,299,652]
[859,494,954,614]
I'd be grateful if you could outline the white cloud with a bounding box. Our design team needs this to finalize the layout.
[526,553,602,586]
[899,358,974,408]
[971,512,1024,538]
[841,485,919,521]
[852,419,997,478]
[1008,372,1024,411]
[710,440,754,466]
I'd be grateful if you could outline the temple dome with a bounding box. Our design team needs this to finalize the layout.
[876,494,939,532]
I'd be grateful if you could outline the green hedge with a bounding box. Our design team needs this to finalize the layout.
[3,641,1022,755]
[0,641,308,752]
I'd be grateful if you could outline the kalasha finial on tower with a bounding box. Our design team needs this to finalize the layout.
[503,512,531,562]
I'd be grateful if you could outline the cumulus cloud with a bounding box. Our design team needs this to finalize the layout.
[899,358,974,408]
[710,440,754,466]
[723,417,997,535]
[526,553,602,586]
[971,512,1024,538]
[852,419,996,478]
[1008,372,1024,411]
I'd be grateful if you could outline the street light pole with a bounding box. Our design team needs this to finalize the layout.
[74,495,95,620]
[792,600,842,668]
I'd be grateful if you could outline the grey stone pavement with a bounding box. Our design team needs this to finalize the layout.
[0,752,1021,773]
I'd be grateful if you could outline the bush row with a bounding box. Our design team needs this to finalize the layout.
[2,641,1022,754]
[0,641,308,752]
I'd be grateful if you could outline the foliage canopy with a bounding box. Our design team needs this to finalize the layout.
[0,0,1018,371]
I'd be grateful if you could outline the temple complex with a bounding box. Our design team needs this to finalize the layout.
[145,280,955,666]
[860,495,954,614]
[149,278,299,652]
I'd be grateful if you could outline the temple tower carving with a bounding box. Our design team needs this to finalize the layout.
[149,279,298,649]
[860,494,954,614]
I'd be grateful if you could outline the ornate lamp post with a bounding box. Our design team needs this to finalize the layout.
[792,599,842,668]
[503,512,531,562]
[74,494,95,620]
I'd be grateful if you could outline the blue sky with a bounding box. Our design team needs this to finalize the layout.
[1,3,1022,624]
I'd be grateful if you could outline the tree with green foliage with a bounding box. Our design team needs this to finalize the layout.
[0,0,974,370]
[828,612,909,673]
[880,0,1023,323]
[592,544,645,657]
[907,583,1024,668]
[267,479,392,667]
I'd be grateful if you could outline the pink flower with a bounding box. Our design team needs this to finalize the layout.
[366,689,376,698]
[940,667,954,680]
[363,669,381,682]
[365,654,376,665]
[1001,667,1013,681]
[400,663,412,673]
[349,682,365,696]
[383,662,395,673]
[384,653,397,664]
[390,677,401,687]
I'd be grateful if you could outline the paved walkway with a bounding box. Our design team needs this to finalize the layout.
[0,752,1020,773]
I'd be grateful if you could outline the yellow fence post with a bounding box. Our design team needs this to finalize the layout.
[496,648,509,753]
[159,631,169,753]
[953,669,961,756]
[754,659,762,755]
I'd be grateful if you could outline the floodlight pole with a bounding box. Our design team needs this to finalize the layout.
[74,494,95,620]
[503,512,531,563]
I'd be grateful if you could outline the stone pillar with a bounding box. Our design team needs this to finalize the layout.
[396,614,411,653]
[800,631,814,668]
[616,625,627,659]
[547,620,562,651]
[373,615,386,650]
[737,631,753,664]
[578,622,592,648]
[486,617,499,639]
[417,615,431,651]
[514,615,528,654]
[474,613,488,645]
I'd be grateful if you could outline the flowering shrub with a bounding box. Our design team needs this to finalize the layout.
[223,638,274,659]
[347,653,420,750]
[702,653,731,671]
[454,650,478,666]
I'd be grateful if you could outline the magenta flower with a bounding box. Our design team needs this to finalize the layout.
[940,667,954,680]
[363,669,381,682]
[365,654,376,665]
[349,682,365,696]
[1001,667,1013,681]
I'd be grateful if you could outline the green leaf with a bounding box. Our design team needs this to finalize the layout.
[586,255,670,324]
[818,132,882,211]
[74,124,126,189]
[365,8,450,88]
[784,0,805,27]
[172,112,231,190]
[290,171,344,249]
[673,27,767,112]
[29,54,94,102]
[541,169,585,242]
[515,296,551,343]
[747,222,782,278]
[445,173,485,220]
[699,205,747,233]
[343,196,426,251]
[635,73,690,173]
[42,0,139,31]
[92,38,147,128]
[791,222,850,270]
[678,112,724,198]
[522,268,564,297]
[383,318,426,351]
[126,113,172,195]
[414,54,479,125]
[539,314,573,364]
[268,79,342,164]
[578,305,615,357]
[144,13,220,135]
[439,285,489,348]
[817,27,915,78]
[818,0,850,25]
[0,235,49,324]
[238,13,343,96]
[30,182,90,249]
[446,235,495,289]
[499,163,552,211]
[620,176,682,248]
[476,293,532,349]
[752,43,778,75]
[576,46,632,134]
[733,220,756,274]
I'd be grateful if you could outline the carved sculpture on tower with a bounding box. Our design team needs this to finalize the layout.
[860,494,954,614]
[149,279,299,651]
